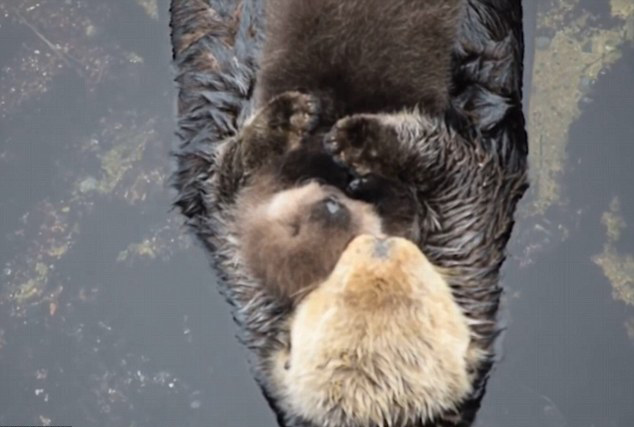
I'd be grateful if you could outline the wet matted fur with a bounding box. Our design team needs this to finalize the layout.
[170,0,528,426]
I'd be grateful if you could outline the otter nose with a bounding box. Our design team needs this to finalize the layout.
[311,196,351,227]
[372,237,393,259]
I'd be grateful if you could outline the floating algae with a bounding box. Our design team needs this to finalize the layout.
[2,110,176,316]
[527,0,634,215]
[136,0,159,21]
[116,214,190,264]
[0,1,121,117]
[593,198,634,309]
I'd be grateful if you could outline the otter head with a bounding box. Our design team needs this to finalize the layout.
[271,234,482,427]
[235,180,383,305]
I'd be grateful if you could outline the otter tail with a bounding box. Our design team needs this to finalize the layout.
[170,0,264,219]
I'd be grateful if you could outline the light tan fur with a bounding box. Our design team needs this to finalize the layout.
[271,235,481,426]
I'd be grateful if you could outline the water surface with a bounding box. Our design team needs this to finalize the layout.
[0,1,632,426]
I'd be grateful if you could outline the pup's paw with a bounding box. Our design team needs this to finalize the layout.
[241,91,321,170]
[266,91,321,138]
[324,115,399,176]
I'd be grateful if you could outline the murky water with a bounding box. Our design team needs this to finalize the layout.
[0,1,632,426]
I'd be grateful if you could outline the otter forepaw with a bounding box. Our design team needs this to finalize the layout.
[267,91,321,137]
[241,91,322,171]
[324,115,399,176]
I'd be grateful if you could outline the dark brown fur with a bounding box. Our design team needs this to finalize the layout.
[242,0,463,268]
[257,0,463,117]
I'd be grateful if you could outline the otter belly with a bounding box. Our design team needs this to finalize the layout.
[274,235,477,427]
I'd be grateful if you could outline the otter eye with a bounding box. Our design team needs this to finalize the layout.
[325,197,341,215]
[309,196,350,228]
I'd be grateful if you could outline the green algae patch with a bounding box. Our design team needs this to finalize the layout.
[137,0,159,20]
[527,0,634,215]
[593,198,634,308]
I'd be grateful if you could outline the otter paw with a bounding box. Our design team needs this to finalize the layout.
[241,91,322,171]
[324,115,398,176]
[347,175,384,200]
[266,91,321,137]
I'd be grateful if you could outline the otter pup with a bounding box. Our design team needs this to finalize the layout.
[236,178,383,305]
[224,90,419,307]
[229,0,465,305]
[170,0,528,425]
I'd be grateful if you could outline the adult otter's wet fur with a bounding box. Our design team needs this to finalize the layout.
[170,0,528,426]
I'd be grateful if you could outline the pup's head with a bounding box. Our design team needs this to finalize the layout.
[235,180,382,304]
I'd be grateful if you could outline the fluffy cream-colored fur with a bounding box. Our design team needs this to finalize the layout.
[272,234,479,426]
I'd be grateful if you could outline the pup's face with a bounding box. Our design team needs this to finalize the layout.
[236,181,383,304]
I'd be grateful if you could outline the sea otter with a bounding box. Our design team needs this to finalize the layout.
[170,0,528,426]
